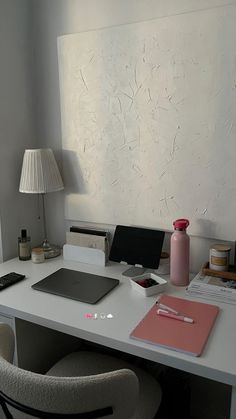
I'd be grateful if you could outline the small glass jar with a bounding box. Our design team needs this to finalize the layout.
[209,244,231,272]
[31,247,45,264]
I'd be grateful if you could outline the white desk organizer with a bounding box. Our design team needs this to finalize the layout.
[63,244,106,266]
[129,273,167,296]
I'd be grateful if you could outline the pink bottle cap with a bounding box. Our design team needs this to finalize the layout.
[173,218,189,229]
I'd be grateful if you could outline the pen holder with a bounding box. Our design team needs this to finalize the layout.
[129,273,167,296]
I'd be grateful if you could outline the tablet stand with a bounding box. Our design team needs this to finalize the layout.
[122,266,146,277]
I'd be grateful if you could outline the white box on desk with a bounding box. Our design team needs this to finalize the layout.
[63,244,106,266]
[66,232,109,262]
[129,273,167,296]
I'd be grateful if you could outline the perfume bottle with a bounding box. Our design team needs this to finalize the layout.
[18,229,31,261]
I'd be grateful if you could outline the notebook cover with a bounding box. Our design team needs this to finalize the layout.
[130,294,219,356]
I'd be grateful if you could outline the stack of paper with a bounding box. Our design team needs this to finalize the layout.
[186,272,236,304]
[63,227,110,266]
[66,231,108,252]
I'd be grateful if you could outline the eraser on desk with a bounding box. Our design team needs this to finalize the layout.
[63,244,106,266]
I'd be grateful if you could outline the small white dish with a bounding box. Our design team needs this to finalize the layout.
[129,273,167,296]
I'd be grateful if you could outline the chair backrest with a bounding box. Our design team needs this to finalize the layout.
[0,323,139,419]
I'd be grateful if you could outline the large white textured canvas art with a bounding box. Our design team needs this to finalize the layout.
[58,5,236,240]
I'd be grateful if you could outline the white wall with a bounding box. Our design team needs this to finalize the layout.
[32,0,236,269]
[0,0,41,261]
[58,6,236,241]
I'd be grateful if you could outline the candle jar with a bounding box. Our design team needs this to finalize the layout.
[31,247,45,264]
[209,244,231,271]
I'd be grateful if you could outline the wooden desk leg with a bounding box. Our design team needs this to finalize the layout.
[230,386,236,419]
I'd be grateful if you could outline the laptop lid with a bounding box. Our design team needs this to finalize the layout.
[32,268,119,304]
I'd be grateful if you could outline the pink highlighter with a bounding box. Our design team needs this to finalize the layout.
[157,308,194,324]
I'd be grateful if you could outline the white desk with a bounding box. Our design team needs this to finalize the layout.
[0,257,235,418]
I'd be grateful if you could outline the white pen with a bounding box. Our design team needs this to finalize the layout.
[157,308,194,324]
[156,302,180,315]
[156,300,186,316]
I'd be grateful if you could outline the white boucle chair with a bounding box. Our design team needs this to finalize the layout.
[0,323,162,419]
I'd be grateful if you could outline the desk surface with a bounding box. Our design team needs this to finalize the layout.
[0,257,236,388]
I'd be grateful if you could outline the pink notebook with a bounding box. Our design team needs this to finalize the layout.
[130,294,219,356]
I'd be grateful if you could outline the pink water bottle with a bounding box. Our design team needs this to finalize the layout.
[170,218,190,286]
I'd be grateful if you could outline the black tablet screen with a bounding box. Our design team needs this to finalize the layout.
[109,225,165,269]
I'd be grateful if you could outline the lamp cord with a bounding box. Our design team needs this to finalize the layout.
[37,194,41,221]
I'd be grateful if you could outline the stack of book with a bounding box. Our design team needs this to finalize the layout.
[186,272,236,304]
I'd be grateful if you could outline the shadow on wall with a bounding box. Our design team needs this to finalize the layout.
[195,219,216,240]
[62,149,87,194]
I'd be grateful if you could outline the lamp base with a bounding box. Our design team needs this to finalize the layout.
[42,240,61,259]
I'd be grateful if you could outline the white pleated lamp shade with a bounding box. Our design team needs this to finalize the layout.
[19,149,64,193]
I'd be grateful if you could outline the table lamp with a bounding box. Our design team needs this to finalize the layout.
[19,148,64,258]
